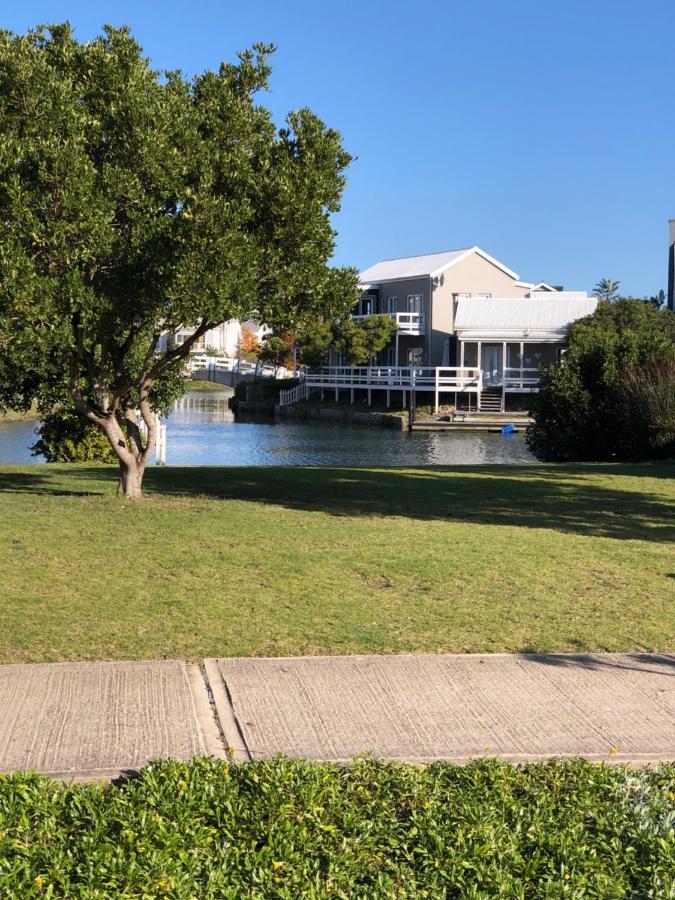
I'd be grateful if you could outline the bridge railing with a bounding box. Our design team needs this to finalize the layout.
[187,354,294,379]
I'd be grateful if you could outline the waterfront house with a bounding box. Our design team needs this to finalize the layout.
[309,246,597,413]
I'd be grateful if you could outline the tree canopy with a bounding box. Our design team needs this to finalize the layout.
[0,23,358,494]
[527,300,675,461]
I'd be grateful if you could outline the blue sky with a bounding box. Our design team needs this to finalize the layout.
[4,1,674,294]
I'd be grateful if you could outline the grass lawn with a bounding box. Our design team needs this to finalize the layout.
[0,462,673,663]
[185,378,232,392]
[0,757,673,897]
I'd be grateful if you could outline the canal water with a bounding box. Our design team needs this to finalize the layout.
[0,389,535,466]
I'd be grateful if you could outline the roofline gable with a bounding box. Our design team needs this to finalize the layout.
[432,246,519,281]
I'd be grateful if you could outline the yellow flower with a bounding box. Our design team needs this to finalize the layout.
[178,779,188,788]
[272,861,284,870]
[608,746,618,755]
[34,876,44,886]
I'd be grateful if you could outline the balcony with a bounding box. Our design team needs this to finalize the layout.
[352,311,425,335]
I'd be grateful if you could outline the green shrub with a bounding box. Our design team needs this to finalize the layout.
[233,377,298,403]
[32,409,117,463]
[528,300,675,461]
[0,757,673,897]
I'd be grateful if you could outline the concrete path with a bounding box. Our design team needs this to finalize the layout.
[0,654,673,778]
[0,660,224,780]
[213,654,675,765]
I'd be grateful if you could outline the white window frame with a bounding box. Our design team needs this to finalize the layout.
[406,293,422,313]
[453,292,471,302]
[386,296,397,314]
[475,293,491,299]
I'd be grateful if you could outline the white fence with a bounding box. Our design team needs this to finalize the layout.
[278,380,310,407]
[503,367,541,391]
[186,354,294,379]
[302,366,482,413]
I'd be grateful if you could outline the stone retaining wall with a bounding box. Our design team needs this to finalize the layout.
[275,404,405,431]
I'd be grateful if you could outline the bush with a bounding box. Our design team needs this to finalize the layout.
[32,409,117,463]
[232,377,298,403]
[0,757,673,897]
[528,300,675,461]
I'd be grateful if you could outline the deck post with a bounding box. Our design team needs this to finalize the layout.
[350,388,354,404]
[386,389,390,408]
[367,388,372,406]
[335,387,338,402]
[434,368,439,414]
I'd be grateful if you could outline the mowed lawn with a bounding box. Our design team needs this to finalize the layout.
[0,463,673,663]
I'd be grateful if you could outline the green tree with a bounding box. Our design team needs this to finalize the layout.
[527,299,675,461]
[259,333,293,374]
[592,278,621,302]
[296,321,334,368]
[647,289,666,310]
[0,24,358,496]
[335,315,398,366]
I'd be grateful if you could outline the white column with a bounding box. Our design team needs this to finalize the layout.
[520,341,524,388]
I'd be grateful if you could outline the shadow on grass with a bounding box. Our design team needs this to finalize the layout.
[1,462,673,544]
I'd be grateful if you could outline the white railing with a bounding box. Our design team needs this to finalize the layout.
[306,366,480,390]
[279,380,309,407]
[503,367,542,390]
[186,354,294,379]
[352,312,425,334]
[304,366,482,412]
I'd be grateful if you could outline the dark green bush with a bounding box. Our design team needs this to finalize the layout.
[233,377,298,403]
[528,300,675,461]
[0,757,673,897]
[32,408,117,463]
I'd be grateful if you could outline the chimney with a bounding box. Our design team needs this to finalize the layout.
[669,220,675,311]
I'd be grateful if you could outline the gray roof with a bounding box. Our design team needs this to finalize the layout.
[454,296,597,337]
[358,246,519,285]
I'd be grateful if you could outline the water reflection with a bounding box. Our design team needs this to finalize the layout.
[0,389,535,466]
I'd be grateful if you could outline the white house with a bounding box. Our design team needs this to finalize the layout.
[306,246,597,413]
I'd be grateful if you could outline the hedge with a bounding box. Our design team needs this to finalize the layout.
[1,757,673,897]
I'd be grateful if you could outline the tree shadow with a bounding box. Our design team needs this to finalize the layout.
[0,470,106,497]
[521,652,675,678]
[1,463,673,543]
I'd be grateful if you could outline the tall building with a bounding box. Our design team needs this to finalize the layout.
[668,220,675,311]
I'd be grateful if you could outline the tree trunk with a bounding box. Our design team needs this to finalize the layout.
[118,458,144,499]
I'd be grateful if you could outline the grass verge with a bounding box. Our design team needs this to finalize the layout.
[0,757,673,897]
[0,463,673,662]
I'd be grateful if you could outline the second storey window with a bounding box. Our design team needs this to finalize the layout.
[407,294,422,314]
[386,296,397,314]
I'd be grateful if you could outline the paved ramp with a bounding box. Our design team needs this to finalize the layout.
[211,654,675,765]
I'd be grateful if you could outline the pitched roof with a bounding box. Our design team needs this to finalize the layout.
[454,296,598,337]
[358,246,518,285]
